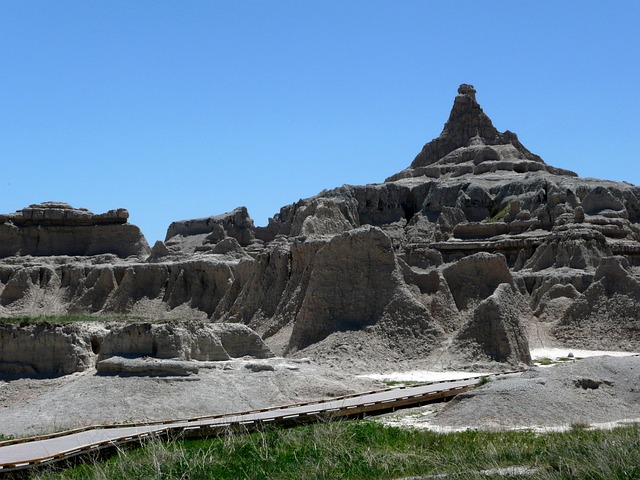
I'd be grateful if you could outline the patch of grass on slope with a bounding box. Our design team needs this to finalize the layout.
[0,314,147,325]
[0,315,93,324]
[34,421,640,480]
[382,380,426,387]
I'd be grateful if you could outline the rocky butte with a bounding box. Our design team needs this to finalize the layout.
[1,84,639,375]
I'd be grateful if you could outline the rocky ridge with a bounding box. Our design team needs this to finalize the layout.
[1,85,639,373]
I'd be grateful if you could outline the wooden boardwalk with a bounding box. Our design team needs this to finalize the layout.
[0,374,504,473]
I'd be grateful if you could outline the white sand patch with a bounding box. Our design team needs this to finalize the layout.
[375,405,640,433]
[358,370,487,383]
[531,347,638,361]
[380,413,640,434]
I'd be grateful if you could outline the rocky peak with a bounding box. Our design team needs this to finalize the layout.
[388,84,577,181]
[410,84,542,168]
[457,83,477,100]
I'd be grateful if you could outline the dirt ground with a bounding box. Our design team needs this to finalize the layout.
[0,357,380,438]
[1,350,638,439]
[378,354,640,432]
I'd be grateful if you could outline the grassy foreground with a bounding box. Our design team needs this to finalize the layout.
[33,421,639,479]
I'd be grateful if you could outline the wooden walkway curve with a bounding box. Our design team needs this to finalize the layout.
[0,372,516,474]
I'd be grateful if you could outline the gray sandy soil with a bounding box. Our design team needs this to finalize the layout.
[0,357,380,438]
[3,355,639,439]
[380,355,640,432]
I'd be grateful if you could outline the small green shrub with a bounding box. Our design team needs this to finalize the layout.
[488,204,510,223]
[382,380,425,387]
[535,357,555,366]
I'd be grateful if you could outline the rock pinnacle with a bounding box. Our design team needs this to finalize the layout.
[410,84,542,168]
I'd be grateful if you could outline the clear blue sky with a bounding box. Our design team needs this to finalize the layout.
[2,1,639,244]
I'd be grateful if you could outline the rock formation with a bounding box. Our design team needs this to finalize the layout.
[1,85,639,372]
[0,322,95,376]
[449,283,532,366]
[164,207,256,253]
[0,202,150,258]
[0,321,273,377]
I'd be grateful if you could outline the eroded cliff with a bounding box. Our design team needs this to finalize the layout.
[2,85,639,372]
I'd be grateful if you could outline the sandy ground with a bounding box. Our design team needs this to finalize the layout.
[359,370,487,383]
[0,357,381,438]
[378,353,640,433]
[530,347,638,361]
[2,349,639,439]
[359,348,639,383]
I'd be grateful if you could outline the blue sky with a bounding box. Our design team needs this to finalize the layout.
[2,1,639,244]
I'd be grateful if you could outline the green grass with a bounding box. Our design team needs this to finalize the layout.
[488,204,510,223]
[535,357,556,366]
[381,380,425,387]
[32,421,640,479]
[557,357,582,362]
[534,357,581,366]
[0,314,150,325]
[0,314,95,325]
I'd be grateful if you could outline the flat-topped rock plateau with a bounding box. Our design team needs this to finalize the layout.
[1,84,639,378]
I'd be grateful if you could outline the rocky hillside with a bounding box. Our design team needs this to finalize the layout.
[1,85,639,371]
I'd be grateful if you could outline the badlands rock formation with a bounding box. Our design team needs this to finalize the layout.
[0,202,149,258]
[0,321,272,377]
[1,84,639,373]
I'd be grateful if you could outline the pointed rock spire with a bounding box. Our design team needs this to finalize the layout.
[410,84,542,168]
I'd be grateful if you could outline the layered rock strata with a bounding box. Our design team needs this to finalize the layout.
[0,202,150,258]
[1,85,639,370]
